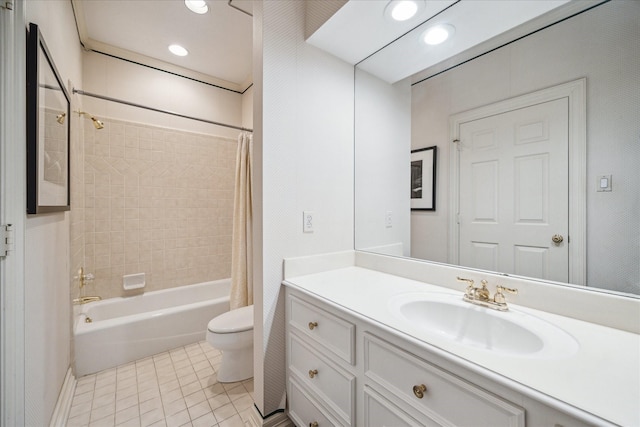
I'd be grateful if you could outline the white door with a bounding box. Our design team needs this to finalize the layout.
[458,98,569,282]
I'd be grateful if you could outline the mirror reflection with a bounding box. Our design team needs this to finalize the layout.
[41,48,69,188]
[355,1,639,296]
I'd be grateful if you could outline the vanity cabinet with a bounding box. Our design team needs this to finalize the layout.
[285,286,593,427]
[286,294,356,426]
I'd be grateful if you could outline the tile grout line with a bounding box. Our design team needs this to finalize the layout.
[68,341,253,427]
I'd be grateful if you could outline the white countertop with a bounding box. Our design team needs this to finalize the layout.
[283,266,640,426]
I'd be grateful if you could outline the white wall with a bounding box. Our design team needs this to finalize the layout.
[24,1,83,425]
[253,0,354,416]
[411,1,640,294]
[355,69,411,256]
[82,51,244,139]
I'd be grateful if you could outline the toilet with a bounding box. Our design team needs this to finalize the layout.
[206,304,254,383]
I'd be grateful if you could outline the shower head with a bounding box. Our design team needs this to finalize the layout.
[91,116,105,129]
[76,111,104,130]
[56,112,66,124]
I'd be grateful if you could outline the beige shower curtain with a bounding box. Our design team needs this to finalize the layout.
[229,132,253,309]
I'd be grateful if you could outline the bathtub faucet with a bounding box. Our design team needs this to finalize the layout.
[73,267,101,304]
[73,295,102,305]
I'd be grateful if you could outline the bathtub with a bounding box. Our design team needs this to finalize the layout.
[74,279,230,376]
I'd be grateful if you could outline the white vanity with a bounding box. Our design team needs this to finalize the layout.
[283,251,640,427]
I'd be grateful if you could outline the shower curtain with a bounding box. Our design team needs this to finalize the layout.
[229,132,253,309]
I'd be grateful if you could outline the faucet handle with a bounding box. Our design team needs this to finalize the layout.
[75,267,95,288]
[456,276,474,286]
[457,276,475,297]
[494,285,518,304]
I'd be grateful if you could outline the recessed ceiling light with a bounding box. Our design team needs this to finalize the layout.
[185,0,208,14]
[385,0,424,22]
[422,24,455,45]
[168,44,189,56]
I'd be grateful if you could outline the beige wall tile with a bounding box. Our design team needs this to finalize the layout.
[82,118,236,299]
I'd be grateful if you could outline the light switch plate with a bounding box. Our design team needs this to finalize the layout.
[597,174,612,192]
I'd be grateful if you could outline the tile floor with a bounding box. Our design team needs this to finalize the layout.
[67,341,253,427]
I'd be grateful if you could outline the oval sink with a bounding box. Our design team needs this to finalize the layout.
[388,292,579,359]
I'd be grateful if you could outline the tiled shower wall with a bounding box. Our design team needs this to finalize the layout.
[82,118,236,300]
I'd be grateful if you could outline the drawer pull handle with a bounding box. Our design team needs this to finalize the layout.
[308,369,318,378]
[308,321,318,330]
[309,423,319,427]
[413,384,427,399]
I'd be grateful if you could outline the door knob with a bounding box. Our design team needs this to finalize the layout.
[552,234,564,245]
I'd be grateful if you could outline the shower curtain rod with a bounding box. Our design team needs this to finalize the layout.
[72,89,253,133]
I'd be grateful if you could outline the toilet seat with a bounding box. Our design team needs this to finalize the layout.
[208,305,253,334]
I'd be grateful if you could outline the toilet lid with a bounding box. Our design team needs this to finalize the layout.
[208,305,254,334]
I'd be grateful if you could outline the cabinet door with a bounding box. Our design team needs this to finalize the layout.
[364,334,525,427]
[364,386,437,427]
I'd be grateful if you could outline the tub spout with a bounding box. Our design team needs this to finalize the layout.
[73,296,102,305]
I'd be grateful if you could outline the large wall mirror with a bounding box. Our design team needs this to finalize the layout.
[355,0,639,296]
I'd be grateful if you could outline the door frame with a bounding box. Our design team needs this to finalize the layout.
[449,78,586,285]
[1,1,27,425]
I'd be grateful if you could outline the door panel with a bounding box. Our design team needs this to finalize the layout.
[459,98,569,282]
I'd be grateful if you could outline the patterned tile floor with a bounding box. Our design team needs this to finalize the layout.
[67,341,253,427]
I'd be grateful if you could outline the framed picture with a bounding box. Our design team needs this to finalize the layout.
[26,22,71,214]
[410,146,437,211]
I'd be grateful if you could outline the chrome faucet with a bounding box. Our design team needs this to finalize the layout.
[73,267,101,305]
[456,277,518,311]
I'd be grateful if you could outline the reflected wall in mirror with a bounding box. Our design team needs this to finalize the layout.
[355,1,639,295]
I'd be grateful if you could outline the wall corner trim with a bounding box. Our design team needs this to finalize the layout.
[48,367,76,427]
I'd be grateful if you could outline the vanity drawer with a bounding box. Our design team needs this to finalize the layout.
[364,334,525,427]
[364,386,427,427]
[289,333,355,424]
[289,294,355,364]
[289,377,346,427]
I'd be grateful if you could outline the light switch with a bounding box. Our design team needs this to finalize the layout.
[597,174,612,192]
[385,211,393,228]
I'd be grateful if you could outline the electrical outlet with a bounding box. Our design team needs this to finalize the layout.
[385,211,393,228]
[303,211,314,233]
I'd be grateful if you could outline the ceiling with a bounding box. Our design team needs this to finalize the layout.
[306,0,601,84]
[72,0,254,93]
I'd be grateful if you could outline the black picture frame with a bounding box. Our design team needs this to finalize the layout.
[26,22,71,214]
[410,146,437,211]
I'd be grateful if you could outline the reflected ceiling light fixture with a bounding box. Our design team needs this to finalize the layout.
[168,44,189,57]
[185,0,208,14]
[385,0,424,22]
[76,111,104,130]
[421,24,455,45]
[56,112,66,124]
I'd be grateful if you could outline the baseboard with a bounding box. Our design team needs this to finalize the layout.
[247,405,293,427]
[49,367,76,427]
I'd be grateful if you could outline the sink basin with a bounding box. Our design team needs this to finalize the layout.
[388,292,579,359]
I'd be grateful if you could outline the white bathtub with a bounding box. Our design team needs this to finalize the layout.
[74,279,230,376]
